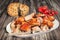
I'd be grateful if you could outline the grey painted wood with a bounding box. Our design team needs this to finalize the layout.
[0,0,60,40]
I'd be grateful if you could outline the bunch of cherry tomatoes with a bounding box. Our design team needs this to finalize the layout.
[38,6,58,16]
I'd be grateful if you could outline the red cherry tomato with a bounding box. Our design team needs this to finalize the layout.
[38,6,48,13]
[54,11,58,14]
[44,10,49,14]
[51,11,55,15]
[49,14,53,16]
[42,6,48,11]
[38,6,58,16]
[38,8,44,13]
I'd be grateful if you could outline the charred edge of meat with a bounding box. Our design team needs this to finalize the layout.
[15,25,17,28]
[33,14,37,18]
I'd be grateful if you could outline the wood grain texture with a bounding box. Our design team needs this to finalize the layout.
[0,0,60,40]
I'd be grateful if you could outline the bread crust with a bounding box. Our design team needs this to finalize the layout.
[7,3,29,17]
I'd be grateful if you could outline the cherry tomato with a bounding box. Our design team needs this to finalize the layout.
[38,7,44,13]
[38,6,48,13]
[42,6,48,11]
[38,6,58,16]
[44,10,49,14]
[49,14,53,16]
[51,11,55,16]
[54,11,58,15]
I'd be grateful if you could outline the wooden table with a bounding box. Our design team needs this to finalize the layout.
[0,0,60,40]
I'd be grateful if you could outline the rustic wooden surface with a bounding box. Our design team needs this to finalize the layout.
[0,0,60,40]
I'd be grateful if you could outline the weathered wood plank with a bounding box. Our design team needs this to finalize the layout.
[0,29,5,39]
[1,33,7,40]
[1,17,14,40]
[0,0,60,40]
[0,11,8,29]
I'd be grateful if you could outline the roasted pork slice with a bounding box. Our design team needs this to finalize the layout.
[47,21,53,28]
[48,16,55,21]
[37,17,43,23]
[40,25,49,31]
[10,21,16,32]
[28,18,41,26]
[32,26,41,33]
[20,22,31,32]
[25,13,35,21]
[14,17,25,25]
[10,21,21,33]
[36,13,45,17]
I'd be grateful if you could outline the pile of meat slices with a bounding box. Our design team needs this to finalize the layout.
[10,12,55,33]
